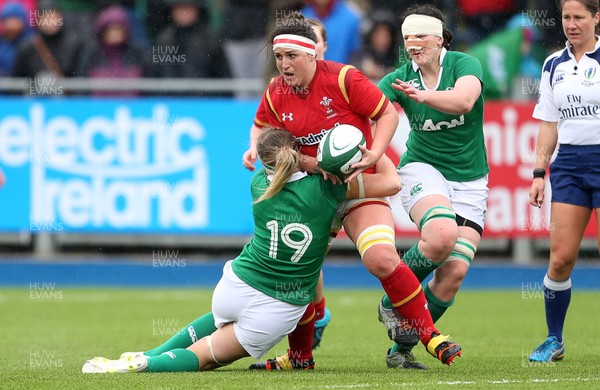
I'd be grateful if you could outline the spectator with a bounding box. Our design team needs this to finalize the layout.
[145,0,171,40]
[145,0,221,41]
[222,0,268,98]
[302,0,362,64]
[350,11,399,82]
[0,2,34,77]
[76,4,151,96]
[96,0,150,46]
[13,0,84,80]
[152,0,230,84]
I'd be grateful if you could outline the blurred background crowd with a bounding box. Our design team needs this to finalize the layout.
[0,0,566,99]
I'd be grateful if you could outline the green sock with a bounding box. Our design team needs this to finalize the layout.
[382,294,393,309]
[145,312,217,357]
[403,244,440,282]
[390,341,412,354]
[424,283,454,323]
[147,348,200,372]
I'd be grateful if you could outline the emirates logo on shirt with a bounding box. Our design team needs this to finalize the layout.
[320,96,337,118]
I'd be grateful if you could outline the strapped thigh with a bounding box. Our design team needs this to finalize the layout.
[206,335,228,367]
[355,224,395,257]
[418,206,456,231]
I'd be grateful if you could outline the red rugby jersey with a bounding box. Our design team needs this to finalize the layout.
[254,60,389,158]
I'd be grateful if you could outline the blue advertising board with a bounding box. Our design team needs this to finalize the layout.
[0,98,259,234]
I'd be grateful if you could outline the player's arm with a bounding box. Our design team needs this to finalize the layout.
[242,124,264,171]
[346,101,398,182]
[244,83,280,171]
[529,120,558,208]
[392,75,481,115]
[368,101,399,167]
[300,154,318,173]
[346,152,400,199]
[302,154,342,185]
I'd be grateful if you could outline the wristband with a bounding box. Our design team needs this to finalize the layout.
[533,168,546,179]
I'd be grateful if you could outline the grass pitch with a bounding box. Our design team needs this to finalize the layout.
[2,288,600,389]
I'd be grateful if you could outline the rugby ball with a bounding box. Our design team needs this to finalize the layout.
[317,124,366,179]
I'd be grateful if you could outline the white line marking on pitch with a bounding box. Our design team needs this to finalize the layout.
[299,377,600,388]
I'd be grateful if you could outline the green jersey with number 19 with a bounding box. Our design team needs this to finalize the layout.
[378,49,489,182]
[232,169,347,305]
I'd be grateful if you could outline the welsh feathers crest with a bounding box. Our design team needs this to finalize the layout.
[320,96,336,118]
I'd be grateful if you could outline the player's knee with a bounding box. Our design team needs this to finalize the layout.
[548,255,576,277]
[434,239,476,294]
[430,278,461,301]
[362,246,399,277]
[419,206,457,262]
[445,266,467,288]
[422,231,457,263]
[432,267,466,298]
[355,224,398,278]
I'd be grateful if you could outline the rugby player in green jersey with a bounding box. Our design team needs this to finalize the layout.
[376,4,489,369]
[81,127,404,373]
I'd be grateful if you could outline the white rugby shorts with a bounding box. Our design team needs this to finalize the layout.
[211,260,308,359]
[399,162,488,229]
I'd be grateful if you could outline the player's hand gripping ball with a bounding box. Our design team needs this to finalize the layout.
[317,124,366,179]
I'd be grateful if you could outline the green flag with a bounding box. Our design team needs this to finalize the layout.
[468,28,524,99]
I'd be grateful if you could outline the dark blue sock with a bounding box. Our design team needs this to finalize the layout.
[543,275,571,342]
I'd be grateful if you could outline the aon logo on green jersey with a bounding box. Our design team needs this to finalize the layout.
[421,115,464,131]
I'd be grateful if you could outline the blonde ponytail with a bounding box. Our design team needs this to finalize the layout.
[255,128,301,203]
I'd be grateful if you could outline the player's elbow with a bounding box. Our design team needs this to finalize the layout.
[453,86,480,114]
[384,177,402,197]
[392,180,402,196]
[455,106,471,115]
[455,99,476,115]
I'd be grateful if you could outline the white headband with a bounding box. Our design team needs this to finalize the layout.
[402,14,443,38]
[273,34,316,56]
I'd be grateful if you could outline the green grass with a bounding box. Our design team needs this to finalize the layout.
[2,288,600,389]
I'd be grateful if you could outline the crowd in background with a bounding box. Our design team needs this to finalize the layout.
[0,0,566,98]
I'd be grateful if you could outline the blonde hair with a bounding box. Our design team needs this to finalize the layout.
[255,128,301,203]
[308,18,327,44]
